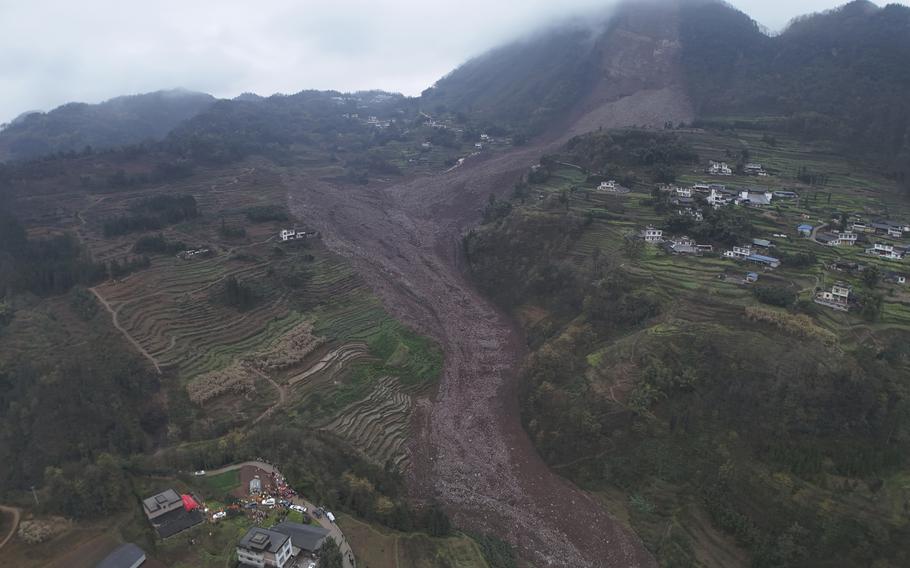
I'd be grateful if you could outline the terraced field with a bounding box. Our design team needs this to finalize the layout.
[324,376,414,468]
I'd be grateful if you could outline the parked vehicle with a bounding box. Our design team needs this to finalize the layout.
[212,511,226,520]
[326,511,336,523]
[290,504,307,513]
[194,470,206,476]
[262,497,276,507]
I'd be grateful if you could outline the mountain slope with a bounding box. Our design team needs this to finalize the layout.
[679,0,910,169]
[0,89,215,162]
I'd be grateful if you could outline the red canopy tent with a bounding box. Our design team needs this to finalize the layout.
[181,494,199,511]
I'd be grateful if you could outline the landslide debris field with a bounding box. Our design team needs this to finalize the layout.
[287,141,657,568]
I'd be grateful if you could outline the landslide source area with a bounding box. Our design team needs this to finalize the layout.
[288,6,691,567]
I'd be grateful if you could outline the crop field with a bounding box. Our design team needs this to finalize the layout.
[338,514,489,568]
[2,157,442,460]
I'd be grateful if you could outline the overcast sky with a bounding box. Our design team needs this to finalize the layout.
[0,0,906,123]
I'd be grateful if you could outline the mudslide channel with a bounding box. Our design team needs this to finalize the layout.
[286,141,657,567]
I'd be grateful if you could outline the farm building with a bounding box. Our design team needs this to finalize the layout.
[724,245,780,268]
[816,232,840,247]
[95,543,146,568]
[237,527,294,568]
[773,190,799,199]
[797,224,813,237]
[752,238,773,249]
[745,272,760,283]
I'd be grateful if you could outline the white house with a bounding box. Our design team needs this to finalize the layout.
[708,187,734,208]
[598,180,618,191]
[237,528,294,568]
[866,243,905,261]
[815,282,852,311]
[724,245,753,260]
[279,229,316,242]
[835,231,857,246]
[708,161,733,176]
[675,186,692,198]
[744,163,768,176]
[641,226,663,243]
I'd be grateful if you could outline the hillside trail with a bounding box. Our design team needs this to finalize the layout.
[0,505,21,552]
[89,287,162,374]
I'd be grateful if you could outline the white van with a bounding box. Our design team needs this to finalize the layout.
[326,512,336,523]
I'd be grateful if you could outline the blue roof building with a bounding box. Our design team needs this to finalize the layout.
[797,224,813,236]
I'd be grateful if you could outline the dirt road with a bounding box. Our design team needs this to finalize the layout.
[0,505,21,552]
[285,142,656,567]
[89,287,163,374]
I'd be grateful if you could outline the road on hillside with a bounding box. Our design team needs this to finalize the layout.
[204,461,355,568]
[0,504,21,552]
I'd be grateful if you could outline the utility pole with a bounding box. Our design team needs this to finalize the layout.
[30,485,39,506]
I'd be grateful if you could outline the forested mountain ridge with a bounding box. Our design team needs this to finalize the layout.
[0,89,215,162]
[679,0,910,173]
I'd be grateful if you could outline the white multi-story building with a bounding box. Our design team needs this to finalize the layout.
[707,187,734,208]
[816,282,852,311]
[598,180,618,191]
[675,186,692,198]
[708,161,733,176]
[237,528,294,568]
[641,226,663,243]
[866,243,905,261]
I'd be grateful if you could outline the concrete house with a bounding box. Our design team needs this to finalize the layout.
[744,163,768,176]
[675,186,692,198]
[641,226,663,244]
[798,224,814,237]
[866,243,905,261]
[598,180,618,191]
[815,282,852,311]
[707,161,733,176]
[142,489,183,521]
[237,527,294,568]
[707,187,735,208]
[736,189,773,207]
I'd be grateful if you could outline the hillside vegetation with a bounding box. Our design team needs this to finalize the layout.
[466,126,910,567]
[0,89,215,162]
[679,0,910,180]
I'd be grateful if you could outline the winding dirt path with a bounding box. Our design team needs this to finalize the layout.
[89,287,162,374]
[0,505,21,552]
